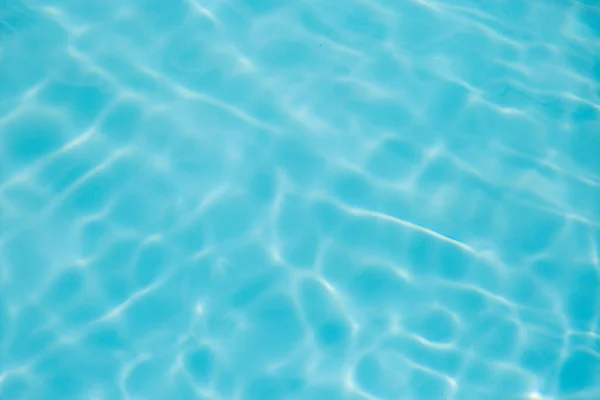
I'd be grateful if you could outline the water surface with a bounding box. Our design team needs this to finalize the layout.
[1,0,599,399]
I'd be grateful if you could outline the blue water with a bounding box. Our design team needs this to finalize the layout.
[1,0,599,399]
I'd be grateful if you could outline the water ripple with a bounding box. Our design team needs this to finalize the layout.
[1,0,599,399]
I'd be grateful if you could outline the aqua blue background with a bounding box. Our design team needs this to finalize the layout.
[1,0,599,399]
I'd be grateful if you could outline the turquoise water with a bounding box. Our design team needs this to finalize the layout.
[1,0,599,399]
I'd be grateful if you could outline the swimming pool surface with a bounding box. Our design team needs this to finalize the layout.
[1,0,599,399]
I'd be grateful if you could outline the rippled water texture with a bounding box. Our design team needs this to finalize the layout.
[1,0,599,399]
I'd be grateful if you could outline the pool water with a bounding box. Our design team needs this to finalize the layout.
[1,0,599,399]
